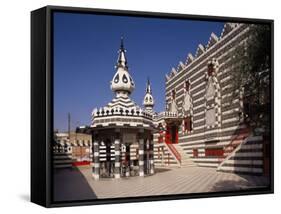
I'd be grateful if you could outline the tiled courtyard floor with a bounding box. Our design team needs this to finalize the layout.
[54,166,269,202]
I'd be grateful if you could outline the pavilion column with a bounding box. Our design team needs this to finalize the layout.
[92,139,100,180]
[114,129,121,179]
[138,129,144,177]
[149,135,155,174]
[125,144,130,177]
[145,139,150,174]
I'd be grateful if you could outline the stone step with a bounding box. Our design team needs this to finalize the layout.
[181,161,195,164]
[180,163,196,167]
[167,144,197,167]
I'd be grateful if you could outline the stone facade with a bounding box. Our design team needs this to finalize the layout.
[78,38,155,179]
[152,23,268,175]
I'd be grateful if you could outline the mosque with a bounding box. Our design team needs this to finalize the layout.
[75,38,156,179]
[54,22,269,179]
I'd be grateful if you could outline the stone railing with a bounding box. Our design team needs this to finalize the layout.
[92,106,153,120]
[153,111,178,121]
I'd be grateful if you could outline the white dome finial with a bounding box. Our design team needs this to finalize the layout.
[111,37,135,97]
[143,77,154,111]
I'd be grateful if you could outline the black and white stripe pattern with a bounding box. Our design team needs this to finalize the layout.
[107,96,137,109]
[139,138,144,176]
[93,141,100,180]
[152,23,267,175]
[153,143,179,167]
[217,136,264,175]
[98,144,115,162]
[114,138,121,178]
[91,96,155,128]
[53,143,72,168]
[149,139,155,174]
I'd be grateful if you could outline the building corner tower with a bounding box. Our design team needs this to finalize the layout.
[143,78,155,114]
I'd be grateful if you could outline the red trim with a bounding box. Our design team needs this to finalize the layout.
[175,128,178,144]
[165,125,178,144]
[193,149,198,157]
[205,148,224,157]
[223,126,250,156]
[72,161,91,166]
[165,126,171,144]
[167,144,181,163]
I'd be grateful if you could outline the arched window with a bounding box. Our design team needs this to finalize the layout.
[172,89,176,100]
[184,116,192,132]
[206,107,216,126]
[185,80,190,92]
[170,89,178,113]
[206,78,216,100]
[205,59,221,129]
[207,63,215,76]
[182,80,192,113]
[182,79,193,133]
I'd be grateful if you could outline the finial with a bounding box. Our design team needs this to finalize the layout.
[112,37,135,95]
[120,36,124,50]
[117,36,128,68]
[143,77,154,110]
[146,77,152,94]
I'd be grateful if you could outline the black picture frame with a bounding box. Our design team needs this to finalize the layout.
[31,5,274,208]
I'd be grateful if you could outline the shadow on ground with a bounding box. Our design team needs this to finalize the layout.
[154,168,172,173]
[211,179,250,192]
[211,174,270,192]
[53,166,97,202]
[238,173,270,187]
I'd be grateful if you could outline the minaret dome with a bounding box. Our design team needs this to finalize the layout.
[143,78,154,111]
[110,37,135,97]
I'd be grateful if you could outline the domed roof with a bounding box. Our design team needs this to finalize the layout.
[110,38,135,95]
[143,78,154,108]
[111,66,135,94]
[91,38,155,129]
[143,93,154,106]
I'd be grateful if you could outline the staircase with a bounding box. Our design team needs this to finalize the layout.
[164,143,181,166]
[224,126,250,157]
[217,135,264,175]
[173,144,196,167]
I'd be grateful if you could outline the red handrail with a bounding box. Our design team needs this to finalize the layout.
[166,143,181,163]
[224,126,250,157]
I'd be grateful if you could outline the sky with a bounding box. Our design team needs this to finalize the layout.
[53,12,225,132]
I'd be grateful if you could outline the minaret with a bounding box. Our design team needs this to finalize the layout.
[143,77,154,113]
[111,37,135,98]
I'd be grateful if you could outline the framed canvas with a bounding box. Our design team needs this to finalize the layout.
[31,5,274,207]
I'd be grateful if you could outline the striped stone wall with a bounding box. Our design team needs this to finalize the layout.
[152,23,266,175]
[164,23,249,168]
[53,143,73,168]
[99,144,115,162]
[153,143,179,167]
[153,131,179,167]
[218,136,264,175]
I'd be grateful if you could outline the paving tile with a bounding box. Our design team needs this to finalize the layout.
[53,166,270,201]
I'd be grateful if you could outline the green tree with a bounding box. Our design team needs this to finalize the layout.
[231,24,271,134]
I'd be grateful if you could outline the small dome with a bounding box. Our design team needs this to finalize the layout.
[110,37,135,95]
[111,66,135,94]
[143,78,154,108]
[143,93,154,106]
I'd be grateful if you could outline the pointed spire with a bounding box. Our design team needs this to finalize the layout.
[117,36,128,69]
[146,77,152,94]
[120,36,124,50]
[111,37,135,96]
[143,77,154,111]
